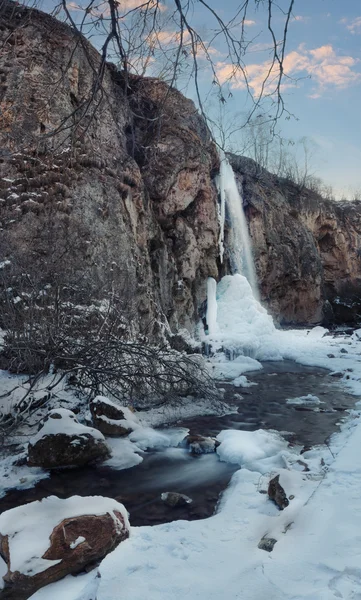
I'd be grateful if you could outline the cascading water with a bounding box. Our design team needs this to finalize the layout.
[217,152,259,299]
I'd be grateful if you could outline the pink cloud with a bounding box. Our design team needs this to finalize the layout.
[216,44,361,99]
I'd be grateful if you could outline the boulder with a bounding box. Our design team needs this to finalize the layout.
[258,537,277,552]
[28,409,110,469]
[0,495,130,600]
[90,396,137,437]
[161,492,192,508]
[184,434,220,455]
[268,474,289,510]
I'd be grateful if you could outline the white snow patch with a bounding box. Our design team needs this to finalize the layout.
[30,408,106,444]
[69,536,85,550]
[28,571,100,600]
[286,394,324,406]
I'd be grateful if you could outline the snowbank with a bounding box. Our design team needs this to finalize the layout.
[31,408,105,444]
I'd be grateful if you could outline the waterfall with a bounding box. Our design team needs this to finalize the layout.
[217,152,259,299]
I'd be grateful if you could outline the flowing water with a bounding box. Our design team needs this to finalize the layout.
[0,361,357,527]
[217,154,259,297]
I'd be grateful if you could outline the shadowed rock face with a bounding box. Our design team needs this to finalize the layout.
[0,1,359,336]
[229,155,361,326]
[0,0,219,339]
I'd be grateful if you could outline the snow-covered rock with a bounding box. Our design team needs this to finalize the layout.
[0,495,130,599]
[90,396,138,437]
[28,409,110,469]
[160,492,192,508]
[184,434,220,455]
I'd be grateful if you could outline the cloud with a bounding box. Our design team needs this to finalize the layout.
[347,17,361,34]
[216,44,361,98]
[339,16,361,34]
[243,19,256,26]
[293,15,310,23]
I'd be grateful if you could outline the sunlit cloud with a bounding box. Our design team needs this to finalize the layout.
[216,44,361,98]
[243,19,256,26]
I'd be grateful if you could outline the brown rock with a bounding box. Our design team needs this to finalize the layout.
[90,396,135,437]
[0,497,129,600]
[185,434,220,455]
[161,492,192,507]
[28,409,110,468]
[268,474,289,510]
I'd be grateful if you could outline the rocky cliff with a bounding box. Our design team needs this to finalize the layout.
[0,0,360,342]
[0,0,219,340]
[229,155,361,325]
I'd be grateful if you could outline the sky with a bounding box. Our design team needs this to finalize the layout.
[186,0,361,198]
[37,1,361,197]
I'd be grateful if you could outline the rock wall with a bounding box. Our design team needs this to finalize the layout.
[0,0,219,338]
[229,155,361,325]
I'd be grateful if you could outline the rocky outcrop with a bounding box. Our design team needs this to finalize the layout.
[28,409,110,468]
[0,0,219,343]
[229,155,361,325]
[0,495,129,599]
[268,474,289,510]
[90,396,137,437]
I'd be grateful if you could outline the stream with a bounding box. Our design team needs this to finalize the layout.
[0,361,357,526]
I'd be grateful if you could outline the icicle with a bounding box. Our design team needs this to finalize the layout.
[206,277,218,335]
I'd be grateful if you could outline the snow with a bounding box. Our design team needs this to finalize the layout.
[69,536,85,549]
[128,427,188,451]
[216,429,289,470]
[90,410,361,600]
[101,437,143,470]
[286,394,324,406]
[206,277,218,335]
[28,571,100,600]
[0,452,49,499]
[232,375,257,387]
[0,495,129,577]
[30,408,106,444]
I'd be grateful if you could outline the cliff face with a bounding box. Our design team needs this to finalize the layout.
[229,156,361,325]
[0,1,219,337]
[0,2,359,339]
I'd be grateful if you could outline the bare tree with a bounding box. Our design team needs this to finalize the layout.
[0,0,296,148]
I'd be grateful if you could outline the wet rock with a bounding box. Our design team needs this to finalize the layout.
[327,354,335,358]
[28,409,110,469]
[90,396,137,437]
[340,348,348,354]
[184,434,220,455]
[268,474,289,510]
[161,492,192,507]
[258,537,277,552]
[0,495,129,600]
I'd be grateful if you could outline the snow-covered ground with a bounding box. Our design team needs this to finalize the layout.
[2,274,361,599]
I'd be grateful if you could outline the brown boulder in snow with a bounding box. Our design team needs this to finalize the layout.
[28,409,110,468]
[0,495,130,600]
[90,396,137,437]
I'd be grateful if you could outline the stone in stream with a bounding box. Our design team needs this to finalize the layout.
[161,492,193,507]
[268,474,289,510]
[28,409,110,469]
[90,395,137,437]
[0,495,130,600]
[184,434,220,455]
[258,537,277,552]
